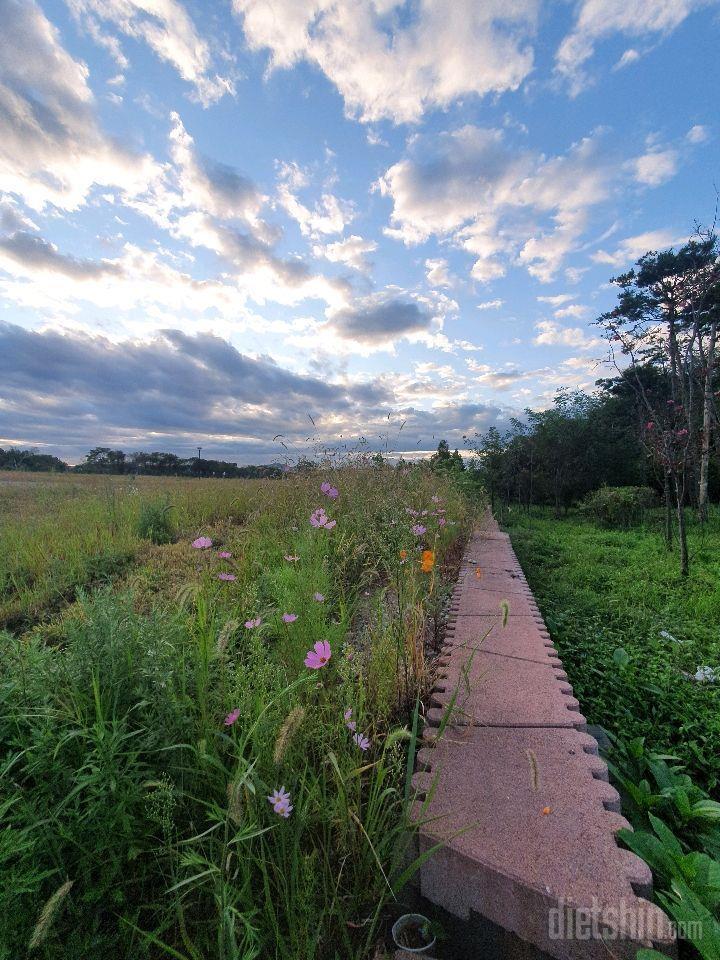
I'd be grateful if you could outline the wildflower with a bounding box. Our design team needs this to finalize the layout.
[645,422,654,431]
[399,549,407,560]
[304,639,331,669]
[267,787,293,818]
[224,707,240,726]
[313,592,325,602]
[282,613,298,624]
[191,536,212,549]
[310,508,336,529]
[431,495,441,504]
[284,554,300,562]
[245,617,261,629]
[320,481,339,499]
[421,550,435,573]
[344,708,356,732]
[542,806,552,815]
[411,524,427,536]
[352,732,370,751]
[438,517,447,527]
[218,572,236,582]
[218,550,232,559]
[310,508,328,527]
[406,508,419,517]
[475,567,483,580]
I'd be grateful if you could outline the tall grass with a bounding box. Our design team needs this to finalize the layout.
[0,465,476,958]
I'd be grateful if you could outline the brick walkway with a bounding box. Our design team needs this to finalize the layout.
[406,517,676,960]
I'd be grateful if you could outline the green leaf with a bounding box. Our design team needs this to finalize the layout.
[613,647,630,668]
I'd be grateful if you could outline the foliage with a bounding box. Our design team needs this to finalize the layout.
[0,447,68,471]
[474,389,648,515]
[505,508,720,790]
[0,465,477,959]
[580,485,657,529]
[136,497,176,544]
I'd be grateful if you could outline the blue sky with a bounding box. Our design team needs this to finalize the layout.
[1,0,718,463]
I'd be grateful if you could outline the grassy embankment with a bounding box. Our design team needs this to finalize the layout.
[0,467,477,959]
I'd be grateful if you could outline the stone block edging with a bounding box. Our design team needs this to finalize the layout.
[410,515,676,960]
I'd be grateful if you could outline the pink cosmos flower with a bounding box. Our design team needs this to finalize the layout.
[320,481,339,499]
[304,640,331,669]
[310,508,328,527]
[224,707,240,726]
[218,551,232,559]
[310,508,336,529]
[267,787,293,818]
[282,613,298,624]
[344,708,356,732]
[313,592,325,602]
[245,617,261,629]
[352,732,370,751]
[431,495,442,504]
[191,536,212,549]
[284,554,300,562]
[411,524,427,536]
[218,572,236,582]
[438,517,447,527]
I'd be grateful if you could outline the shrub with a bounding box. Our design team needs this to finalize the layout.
[136,498,175,544]
[580,485,657,529]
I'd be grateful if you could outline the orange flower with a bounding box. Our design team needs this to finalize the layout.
[399,549,407,560]
[475,567,483,580]
[541,806,552,816]
[421,550,435,573]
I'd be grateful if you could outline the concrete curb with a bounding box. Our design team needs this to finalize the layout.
[410,515,676,959]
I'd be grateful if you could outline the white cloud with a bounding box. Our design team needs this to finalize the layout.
[555,0,715,95]
[476,299,504,310]
[0,0,159,211]
[612,47,641,70]
[233,0,539,124]
[425,258,453,287]
[533,319,601,350]
[554,303,588,319]
[66,0,235,106]
[687,124,710,144]
[314,234,377,272]
[277,162,354,238]
[633,147,679,186]
[537,293,573,306]
[378,125,619,283]
[592,228,686,267]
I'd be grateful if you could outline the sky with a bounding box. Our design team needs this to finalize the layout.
[1,0,719,465]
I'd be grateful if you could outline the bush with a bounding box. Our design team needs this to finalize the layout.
[580,485,656,529]
[136,498,174,544]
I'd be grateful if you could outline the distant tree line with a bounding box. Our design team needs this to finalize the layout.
[0,448,69,472]
[0,445,283,479]
[474,227,720,576]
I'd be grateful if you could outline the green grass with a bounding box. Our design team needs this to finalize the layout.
[504,507,720,792]
[0,466,476,959]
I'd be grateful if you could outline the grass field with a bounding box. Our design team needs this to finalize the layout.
[504,507,720,792]
[0,467,476,959]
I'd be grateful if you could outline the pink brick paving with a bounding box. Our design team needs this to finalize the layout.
[409,516,676,959]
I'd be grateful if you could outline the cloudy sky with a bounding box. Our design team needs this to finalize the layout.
[1,0,718,463]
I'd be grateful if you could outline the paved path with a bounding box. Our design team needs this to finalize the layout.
[406,518,675,960]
